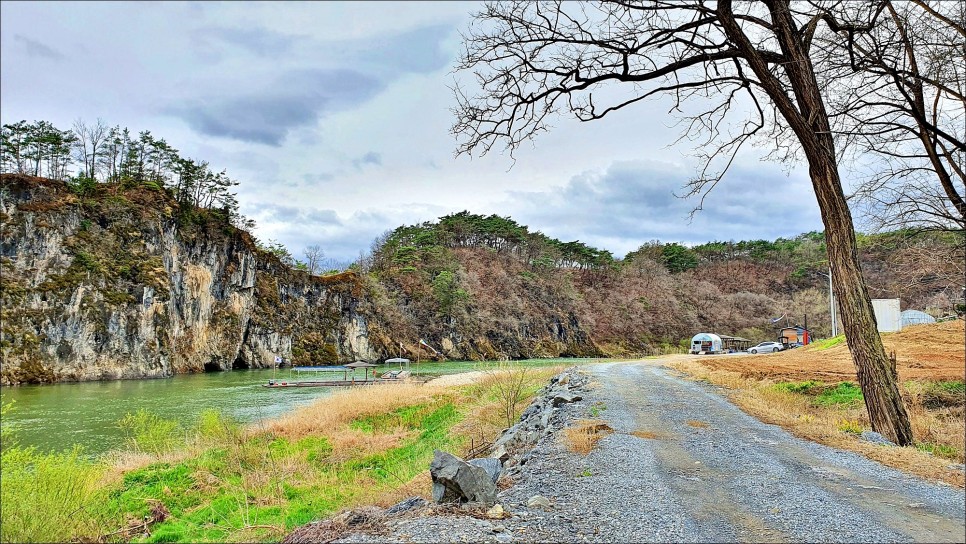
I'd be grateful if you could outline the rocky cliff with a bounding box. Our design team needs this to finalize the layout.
[0,175,379,385]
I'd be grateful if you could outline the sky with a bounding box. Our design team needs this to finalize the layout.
[0,1,829,263]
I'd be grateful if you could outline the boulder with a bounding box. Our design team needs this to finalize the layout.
[469,457,504,484]
[552,392,582,406]
[489,444,510,463]
[527,495,552,509]
[430,450,498,506]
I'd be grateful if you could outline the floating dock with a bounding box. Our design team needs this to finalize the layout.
[262,379,392,388]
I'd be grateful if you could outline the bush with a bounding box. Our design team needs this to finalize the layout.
[118,410,183,454]
[0,445,103,542]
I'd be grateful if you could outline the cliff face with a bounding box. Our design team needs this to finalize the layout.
[0,175,378,385]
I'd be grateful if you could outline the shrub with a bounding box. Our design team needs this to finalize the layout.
[118,410,183,454]
[836,419,863,435]
[0,445,103,542]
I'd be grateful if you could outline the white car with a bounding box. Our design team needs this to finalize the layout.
[749,342,784,354]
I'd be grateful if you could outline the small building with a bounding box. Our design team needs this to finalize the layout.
[900,310,936,327]
[690,333,722,354]
[872,298,901,332]
[778,326,811,346]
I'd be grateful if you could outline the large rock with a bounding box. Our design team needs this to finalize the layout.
[552,392,582,406]
[430,450,498,506]
[468,457,504,484]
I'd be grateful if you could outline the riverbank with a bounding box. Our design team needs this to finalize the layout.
[0,365,563,543]
[0,358,604,455]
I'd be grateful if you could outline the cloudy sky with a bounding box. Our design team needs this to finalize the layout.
[1,1,829,262]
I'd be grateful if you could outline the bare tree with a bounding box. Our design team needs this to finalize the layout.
[453,0,915,444]
[303,245,325,275]
[72,118,108,181]
[812,1,965,231]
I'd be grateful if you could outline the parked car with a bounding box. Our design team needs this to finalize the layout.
[748,342,784,354]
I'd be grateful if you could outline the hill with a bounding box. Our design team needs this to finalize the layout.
[1,174,962,383]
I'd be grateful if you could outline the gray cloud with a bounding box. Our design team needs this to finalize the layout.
[13,35,65,60]
[501,160,824,258]
[197,26,300,57]
[352,151,382,169]
[352,24,454,75]
[169,69,384,145]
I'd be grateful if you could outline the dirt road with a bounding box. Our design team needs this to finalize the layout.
[337,361,966,543]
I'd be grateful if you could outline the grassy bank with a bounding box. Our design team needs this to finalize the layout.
[667,360,965,487]
[0,366,560,543]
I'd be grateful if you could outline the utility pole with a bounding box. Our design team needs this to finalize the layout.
[818,268,837,337]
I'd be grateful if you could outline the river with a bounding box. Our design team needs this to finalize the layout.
[0,368,336,456]
[0,357,596,457]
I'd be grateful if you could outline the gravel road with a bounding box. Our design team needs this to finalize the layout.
[335,361,966,543]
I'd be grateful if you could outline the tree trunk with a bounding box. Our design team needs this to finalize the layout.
[720,0,914,446]
[810,158,914,446]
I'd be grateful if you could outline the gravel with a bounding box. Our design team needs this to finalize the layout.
[328,362,966,543]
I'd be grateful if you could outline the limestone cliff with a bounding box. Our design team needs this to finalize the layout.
[0,175,378,384]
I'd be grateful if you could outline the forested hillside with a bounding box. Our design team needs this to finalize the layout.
[1,159,961,382]
[360,212,963,358]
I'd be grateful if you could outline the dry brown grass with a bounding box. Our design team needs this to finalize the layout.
[668,360,965,488]
[563,419,614,455]
[686,420,710,429]
[630,430,661,440]
[699,320,965,382]
[265,383,438,439]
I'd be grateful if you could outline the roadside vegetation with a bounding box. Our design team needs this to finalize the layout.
[668,322,965,487]
[0,366,561,543]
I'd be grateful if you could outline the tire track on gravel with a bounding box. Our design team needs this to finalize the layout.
[596,361,965,543]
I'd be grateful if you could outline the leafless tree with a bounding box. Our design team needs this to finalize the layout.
[452,0,917,444]
[303,245,324,275]
[812,1,965,231]
[72,118,108,181]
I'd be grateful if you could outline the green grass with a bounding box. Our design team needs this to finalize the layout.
[0,445,105,542]
[916,441,960,461]
[773,381,864,408]
[773,380,822,394]
[815,382,864,407]
[0,369,559,543]
[810,335,845,350]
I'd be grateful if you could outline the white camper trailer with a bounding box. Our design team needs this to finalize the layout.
[690,333,723,354]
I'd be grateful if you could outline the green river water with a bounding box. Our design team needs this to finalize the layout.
[0,368,335,456]
[0,358,595,457]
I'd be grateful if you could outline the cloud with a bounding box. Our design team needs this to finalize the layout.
[247,201,451,262]
[352,151,382,169]
[351,24,454,76]
[500,159,824,258]
[13,35,65,61]
[195,26,300,57]
[168,69,384,145]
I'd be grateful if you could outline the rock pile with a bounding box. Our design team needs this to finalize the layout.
[490,367,589,475]
[283,367,590,542]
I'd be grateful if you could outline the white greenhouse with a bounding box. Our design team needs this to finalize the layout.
[900,310,936,328]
